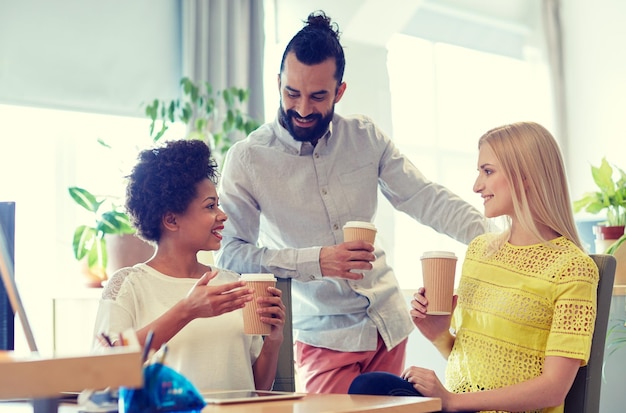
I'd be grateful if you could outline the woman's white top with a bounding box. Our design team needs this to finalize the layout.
[93,263,263,391]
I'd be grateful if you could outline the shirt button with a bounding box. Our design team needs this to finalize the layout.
[314,153,319,158]
[322,189,328,196]
[333,224,339,230]
[309,275,315,280]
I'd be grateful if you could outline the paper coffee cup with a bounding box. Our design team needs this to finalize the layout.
[343,221,377,243]
[420,251,457,315]
[241,273,276,335]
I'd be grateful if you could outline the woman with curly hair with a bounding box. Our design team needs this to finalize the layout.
[93,139,285,391]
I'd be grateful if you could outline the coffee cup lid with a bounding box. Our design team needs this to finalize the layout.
[343,221,377,231]
[420,251,457,260]
[240,273,276,281]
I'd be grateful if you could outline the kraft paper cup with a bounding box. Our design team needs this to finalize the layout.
[420,251,457,315]
[241,273,276,335]
[343,221,377,243]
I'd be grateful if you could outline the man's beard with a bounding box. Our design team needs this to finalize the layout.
[279,103,334,143]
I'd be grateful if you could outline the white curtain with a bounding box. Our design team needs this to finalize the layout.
[542,0,568,156]
[181,0,265,122]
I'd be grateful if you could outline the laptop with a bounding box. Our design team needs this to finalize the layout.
[202,390,306,404]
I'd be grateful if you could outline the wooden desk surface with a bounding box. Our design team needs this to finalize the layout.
[202,393,442,413]
[0,393,441,413]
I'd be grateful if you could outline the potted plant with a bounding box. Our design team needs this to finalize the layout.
[68,186,137,286]
[67,77,260,285]
[573,157,626,253]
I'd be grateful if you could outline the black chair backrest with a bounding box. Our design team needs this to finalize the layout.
[271,278,295,391]
[564,254,616,413]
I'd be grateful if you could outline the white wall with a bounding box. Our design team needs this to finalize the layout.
[561,0,626,200]
[561,4,626,409]
[0,0,181,116]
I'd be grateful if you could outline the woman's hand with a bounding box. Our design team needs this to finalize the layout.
[251,285,286,390]
[257,285,286,343]
[410,287,456,341]
[184,270,253,319]
[402,366,452,404]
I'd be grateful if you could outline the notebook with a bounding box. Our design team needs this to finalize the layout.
[202,390,305,404]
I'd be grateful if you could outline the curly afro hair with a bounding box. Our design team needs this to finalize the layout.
[125,139,219,243]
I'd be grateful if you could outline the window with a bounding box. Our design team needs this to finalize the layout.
[386,33,554,289]
[0,104,179,352]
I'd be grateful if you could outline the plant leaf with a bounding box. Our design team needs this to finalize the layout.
[72,225,97,260]
[86,236,107,270]
[68,187,103,213]
[98,211,135,235]
[592,158,616,195]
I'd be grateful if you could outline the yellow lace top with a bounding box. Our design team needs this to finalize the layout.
[445,235,599,413]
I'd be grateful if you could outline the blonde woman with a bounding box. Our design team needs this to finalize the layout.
[349,122,599,413]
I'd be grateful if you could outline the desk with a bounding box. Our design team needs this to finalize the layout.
[0,394,441,413]
[202,393,441,413]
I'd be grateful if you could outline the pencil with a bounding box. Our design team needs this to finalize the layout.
[157,343,168,365]
[99,332,114,347]
[142,330,154,363]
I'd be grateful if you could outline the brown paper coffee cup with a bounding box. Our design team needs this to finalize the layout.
[421,251,457,315]
[343,221,377,243]
[241,273,276,335]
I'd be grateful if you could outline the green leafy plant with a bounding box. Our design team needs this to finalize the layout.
[69,186,135,275]
[68,77,260,277]
[573,157,626,226]
[144,77,261,165]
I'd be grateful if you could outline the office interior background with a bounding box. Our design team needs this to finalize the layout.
[0,0,625,407]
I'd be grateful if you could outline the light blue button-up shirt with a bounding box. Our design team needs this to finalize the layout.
[216,113,486,352]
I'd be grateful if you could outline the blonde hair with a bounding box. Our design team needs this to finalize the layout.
[478,122,583,251]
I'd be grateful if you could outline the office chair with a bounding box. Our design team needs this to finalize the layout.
[271,278,296,392]
[564,254,616,413]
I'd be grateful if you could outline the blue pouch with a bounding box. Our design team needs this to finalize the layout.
[119,363,206,413]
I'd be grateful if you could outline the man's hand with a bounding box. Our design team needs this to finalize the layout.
[319,241,375,280]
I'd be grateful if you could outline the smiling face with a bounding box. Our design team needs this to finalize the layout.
[278,52,346,144]
[473,143,514,219]
[175,178,227,252]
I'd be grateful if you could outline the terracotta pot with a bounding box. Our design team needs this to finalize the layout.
[593,225,625,254]
[593,225,626,287]
[79,259,107,288]
[106,234,155,276]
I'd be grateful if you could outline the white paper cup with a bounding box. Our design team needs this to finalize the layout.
[343,221,377,243]
[241,273,276,335]
[420,251,457,315]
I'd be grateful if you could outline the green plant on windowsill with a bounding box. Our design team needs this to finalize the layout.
[67,77,260,281]
[573,157,626,227]
[68,186,135,283]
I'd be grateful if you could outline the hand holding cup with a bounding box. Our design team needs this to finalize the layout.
[420,251,457,315]
[241,273,277,335]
